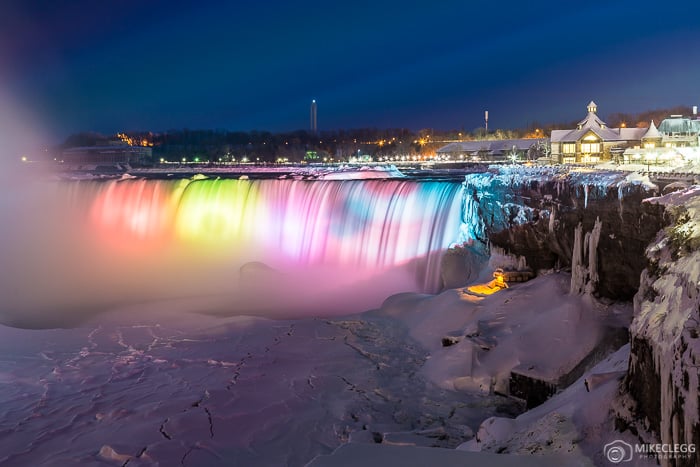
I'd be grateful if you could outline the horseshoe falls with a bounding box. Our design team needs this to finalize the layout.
[0,178,466,326]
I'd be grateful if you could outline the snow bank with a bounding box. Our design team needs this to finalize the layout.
[459,345,656,466]
[378,273,624,397]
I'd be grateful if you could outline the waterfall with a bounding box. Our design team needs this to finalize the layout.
[0,177,470,324]
[75,178,464,293]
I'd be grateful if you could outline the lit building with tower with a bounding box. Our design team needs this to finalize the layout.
[551,101,700,166]
[550,101,646,164]
[310,100,317,135]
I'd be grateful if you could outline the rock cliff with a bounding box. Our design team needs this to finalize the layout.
[458,168,700,464]
[619,187,700,467]
[461,167,665,300]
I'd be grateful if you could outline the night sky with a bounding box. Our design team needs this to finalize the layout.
[1,0,700,143]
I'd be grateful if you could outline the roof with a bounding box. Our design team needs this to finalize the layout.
[619,127,647,140]
[658,116,700,135]
[551,125,622,143]
[576,111,608,129]
[63,145,152,154]
[436,138,547,154]
[641,120,662,140]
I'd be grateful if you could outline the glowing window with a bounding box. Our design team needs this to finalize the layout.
[581,143,600,153]
[562,143,576,153]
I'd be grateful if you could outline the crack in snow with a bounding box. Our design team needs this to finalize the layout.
[204,407,214,438]
[159,419,172,440]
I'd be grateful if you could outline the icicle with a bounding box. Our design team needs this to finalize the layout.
[570,217,603,295]
[517,255,527,271]
[584,184,589,209]
[587,217,602,286]
[570,222,585,295]
[548,204,556,234]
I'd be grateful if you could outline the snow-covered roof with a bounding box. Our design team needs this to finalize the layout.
[619,127,646,140]
[642,120,662,140]
[576,111,607,129]
[551,125,622,143]
[437,138,547,154]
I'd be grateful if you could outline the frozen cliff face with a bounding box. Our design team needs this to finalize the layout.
[462,167,664,300]
[621,186,700,467]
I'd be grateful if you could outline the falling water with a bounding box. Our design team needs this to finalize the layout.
[1,178,464,326]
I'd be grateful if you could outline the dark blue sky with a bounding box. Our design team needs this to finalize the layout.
[1,0,699,142]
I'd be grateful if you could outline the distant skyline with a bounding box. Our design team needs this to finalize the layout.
[1,0,700,145]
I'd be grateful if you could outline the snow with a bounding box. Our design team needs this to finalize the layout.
[463,166,658,217]
[304,164,406,180]
[458,345,656,466]
[307,443,593,466]
[627,185,700,455]
[595,151,700,174]
[379,273,626,395]
[0,265,633,466]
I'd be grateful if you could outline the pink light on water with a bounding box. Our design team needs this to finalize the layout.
[90,179,180,243]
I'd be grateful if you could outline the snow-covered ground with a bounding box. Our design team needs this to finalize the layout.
[0,268,635,466]
[0,299,516,466]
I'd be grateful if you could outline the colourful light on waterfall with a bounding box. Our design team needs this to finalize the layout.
[175,179,261,248]
[89,179,189,244]
[84,178,464,292]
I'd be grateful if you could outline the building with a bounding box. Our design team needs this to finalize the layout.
[550,101,646,164]
[61,143,152,166]
[622,113,700,166]
[657,114,700,147]
[436,138,548,162]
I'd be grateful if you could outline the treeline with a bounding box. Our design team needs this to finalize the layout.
[58,105,695,164]
[60,127,505,163]
[607,106,693,128]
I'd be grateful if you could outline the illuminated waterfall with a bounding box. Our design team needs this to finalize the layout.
[79,178,464,292]
[0,177,466,325]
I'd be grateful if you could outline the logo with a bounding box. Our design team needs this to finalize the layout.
[603,439,697,463]
[604,440,634,464]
